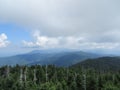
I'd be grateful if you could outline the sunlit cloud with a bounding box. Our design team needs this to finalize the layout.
[0,33,10,48]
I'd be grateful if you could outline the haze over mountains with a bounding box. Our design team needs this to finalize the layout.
[0,49,103,66]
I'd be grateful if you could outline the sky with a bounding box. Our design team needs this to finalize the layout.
[0,0,120,56]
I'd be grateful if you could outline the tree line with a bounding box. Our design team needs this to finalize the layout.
[0,65,120,90]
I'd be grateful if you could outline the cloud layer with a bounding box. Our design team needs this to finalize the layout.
[22,31,120,50]
[0,0,120,50]
[0,0,120,36]
[0,33,10,48]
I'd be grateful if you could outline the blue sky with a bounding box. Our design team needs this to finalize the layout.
[0,23,34,56]
[0,0,120,56]
[0,23,31,44]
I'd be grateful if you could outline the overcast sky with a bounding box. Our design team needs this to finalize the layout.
[0,0,120,56]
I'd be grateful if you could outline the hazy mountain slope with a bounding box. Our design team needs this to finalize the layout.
[0,50,102,66]
[72,57,120,71]
[28,51,102,66]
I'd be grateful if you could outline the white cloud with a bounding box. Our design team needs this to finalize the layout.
[23,31,59,48]
[78,42,120,50]
[0,33,10,48]
[22,30,120,50]
[0,0,120,37]
[1,0,120,51]
[22,40,35,47]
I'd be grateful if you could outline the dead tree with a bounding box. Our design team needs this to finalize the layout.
[24,67,27,82]
[83,74,87,90]
[74,72,77,82]
[6,65,10,78]
[20,67,23,84]
[33,69,37,84]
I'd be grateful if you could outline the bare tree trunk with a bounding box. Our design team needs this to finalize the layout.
[73,72,77,90]
[20,68,23,84]
[33,69,37,84]
[24,67,27,82]
[6,65,10,78]
[83,74,87,90]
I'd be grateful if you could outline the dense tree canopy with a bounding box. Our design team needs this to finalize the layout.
[0,65,119,90]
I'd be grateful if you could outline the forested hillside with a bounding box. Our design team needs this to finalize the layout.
[72,57,120,72]
[0,65,120,90]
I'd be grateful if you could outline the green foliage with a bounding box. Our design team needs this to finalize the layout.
[72,57,120,72]
[0,65,119,90]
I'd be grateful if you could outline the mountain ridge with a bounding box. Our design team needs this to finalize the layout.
[72,56,120,71]
[0,50,102,66]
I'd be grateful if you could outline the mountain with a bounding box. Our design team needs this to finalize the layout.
[29,48,73,54]
[0,49,102,66]
[29,51,102,66]
[72,57,120,71]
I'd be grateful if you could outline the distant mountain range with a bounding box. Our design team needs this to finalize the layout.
[0,49,102,66]
[72,57,120,71]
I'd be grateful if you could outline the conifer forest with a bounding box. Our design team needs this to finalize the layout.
[0,65,120,90]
